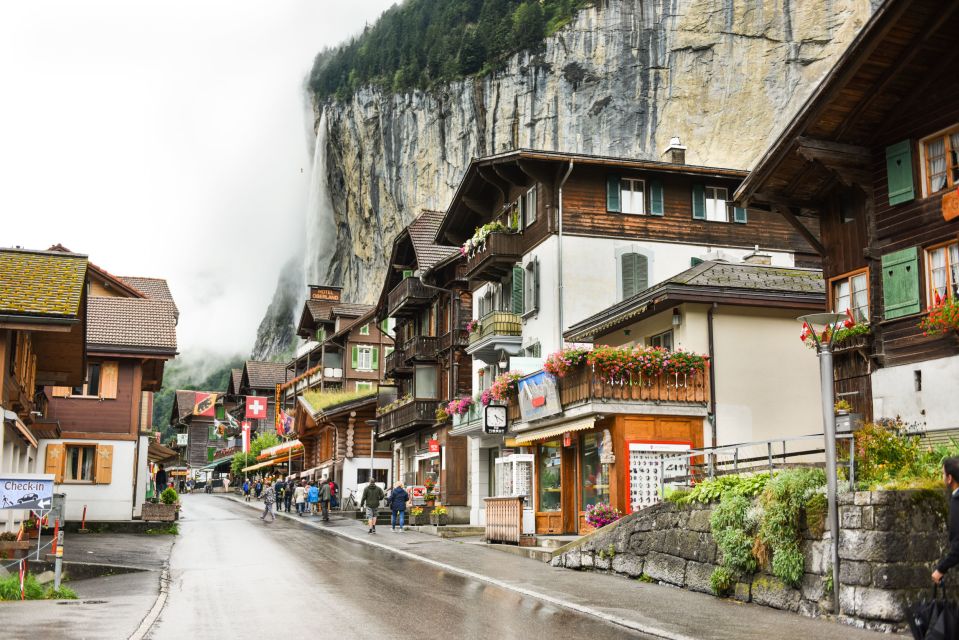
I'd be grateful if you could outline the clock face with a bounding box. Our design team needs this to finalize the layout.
[486,406,507,427]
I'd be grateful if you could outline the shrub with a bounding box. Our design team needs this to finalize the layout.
[710,566,736,596]
[160,488,179,505]
[0,573,43,600]
[771,543,805,588]
[45,585,77,600]
[711,493,758,574]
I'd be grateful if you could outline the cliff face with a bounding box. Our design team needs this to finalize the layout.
[312,0,875,304]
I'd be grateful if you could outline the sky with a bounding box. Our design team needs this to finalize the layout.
[0,0,395,359]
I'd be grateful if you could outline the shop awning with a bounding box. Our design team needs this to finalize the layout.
[148,440,178,463]
[509,417,596,445]
[256,439,302,460]
[3,410,37,448]
[199,456,234,470]
[242,451,303,472]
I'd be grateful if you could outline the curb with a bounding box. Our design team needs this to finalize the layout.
[222,495,696,640]
[127,537,176,640]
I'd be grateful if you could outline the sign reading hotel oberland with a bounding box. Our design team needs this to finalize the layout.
[0,474,54,511]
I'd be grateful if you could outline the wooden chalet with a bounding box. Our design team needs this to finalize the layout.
[42,257,178,521]
[736,0,959,432]
[238,359,289,435]
[0,247,88,530]
[170,390,219,470]
[374,210,471,510]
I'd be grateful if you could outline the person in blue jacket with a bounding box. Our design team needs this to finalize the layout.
[307,481,320,516]
[387,481,409,532]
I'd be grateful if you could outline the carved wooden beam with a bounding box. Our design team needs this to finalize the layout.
[476,165,510,202]
[462,196,490,217]
[517,159,557,188]
[491,162,527,188]
[773,205,826,256]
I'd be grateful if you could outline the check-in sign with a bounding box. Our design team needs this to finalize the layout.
[0,474,54,510]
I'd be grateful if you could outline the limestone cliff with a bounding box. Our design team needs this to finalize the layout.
[310,0,875,308]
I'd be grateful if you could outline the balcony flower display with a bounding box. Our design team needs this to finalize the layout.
[585,502,621,529]
[586,345,708,384]
[543,347,591,377]
[461,220,507,256]
[480,371,523,405]
[919,296,959,336]
[446,396,474,416]
[465,319,479,334]
[802,320,871,349]
[376,393,413,416]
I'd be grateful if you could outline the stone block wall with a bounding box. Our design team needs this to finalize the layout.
[550,490,947,630]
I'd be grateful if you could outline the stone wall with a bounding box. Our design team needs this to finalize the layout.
[550,490,947,630]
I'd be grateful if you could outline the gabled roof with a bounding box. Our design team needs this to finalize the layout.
[227,368,243,396]
[326,308,380,346]
[242,360,288,390]
[0,247,88,319]
[86,297,178,355]
[332,303,374,317]
[565,261,825,342]
[408,210,459,272]
[120,277,178,314]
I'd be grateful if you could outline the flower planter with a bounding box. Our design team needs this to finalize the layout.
[142,502,177,522]
[0,540,32,560]
[429,514,448,526]
[408,513,430,526]
[25,528,39,540]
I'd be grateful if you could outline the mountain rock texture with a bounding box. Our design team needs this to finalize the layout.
[262,0,874,352]
[251,256,301,362]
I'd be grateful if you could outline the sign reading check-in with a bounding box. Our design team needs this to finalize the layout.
[0,474,54,511]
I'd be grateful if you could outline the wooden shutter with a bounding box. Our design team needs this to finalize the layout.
[692,184,706,219]
[215,404,225,420]
[351,346,359,370]
[99,361,119,399]
[622,253,637,298]
[511,266,525,315]
[402,270,414,279]
[649,180,664,216]
[882,247,921,319]
[45,444,65,484]
[733,206,748,224]
[371,347,379,371]
[533,259,540,312]
[606,175,621,212]
[94,444,113,485]
[51,386,71,398]
[885,140,915,206]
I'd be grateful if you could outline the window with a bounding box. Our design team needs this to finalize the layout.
[356,346,373,371]
[356,381,374,393]
[316,327,326,342]
[357,468,389,485]
[525,343,541,358]
[620,252,649,300]
[523,259,538,314]
[927,241,959,304]
[384,346,395,358]
[648,330,673,351]
[831,269,869,323]
[921,126,959,195]
[414,365,438,399]
[520,186,537,227]
[621,178,645,215]
[581,433,610,510]
[537,441,562,512]
[72,362,101,396]
[65,445,95,482]
[359,323,370,336]
[705,186,729,222]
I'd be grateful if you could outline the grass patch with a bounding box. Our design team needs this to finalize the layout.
[0,573,77,600]
[637,573,655,583]
[144,523,179,535]
[303,389,375,413]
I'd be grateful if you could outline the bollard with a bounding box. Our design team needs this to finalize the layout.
[79,505,89,534]
[54,523,64,591]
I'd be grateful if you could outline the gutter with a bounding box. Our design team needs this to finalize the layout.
[707,304,718,449]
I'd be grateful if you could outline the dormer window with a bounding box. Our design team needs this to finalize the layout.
[621,178,645,215]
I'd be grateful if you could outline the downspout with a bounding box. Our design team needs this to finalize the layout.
[556,160,574,347]
[707,303,718,448]
[450,291,458,399]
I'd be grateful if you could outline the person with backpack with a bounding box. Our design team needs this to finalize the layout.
[360,480,385,534]
[283,476,294,512]
[254,479,263,499]
[387,481,409,532]
[275,478,286,510]
[307,482,319,515]
[318,475,332,522]
[242,479,251,502]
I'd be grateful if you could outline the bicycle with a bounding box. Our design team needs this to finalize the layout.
[340,488,358,511]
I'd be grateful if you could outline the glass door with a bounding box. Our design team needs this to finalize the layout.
[536,441,563,534]
[580,432,610,532]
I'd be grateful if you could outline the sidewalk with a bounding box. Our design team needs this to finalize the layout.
[227,495,886,640]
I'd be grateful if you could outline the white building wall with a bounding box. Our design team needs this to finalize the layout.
[134,436,150,517]
[342,456,392,499]
[37,439,136,521]
[871,354,959,431]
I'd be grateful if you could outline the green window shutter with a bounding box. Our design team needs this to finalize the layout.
[733,206,748,224]
[885,140,915,206]
[635,253,649,293]
[882,247,921,319]
[691,257,704,267]
[511,265,525,315]
[371,347,379,370]
[622,253,649,299]
[380,318,389,333]
[606,175,621,213]
[402,270,414,279]
[351,346,359,369]
[316,327,325,342]
[692,184,706,220]
[533,258,540,312]
[649,180,664,216]
[207,447,215,462]
[215,405,225,420]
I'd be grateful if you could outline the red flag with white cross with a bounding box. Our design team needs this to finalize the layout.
[245,395,267,420]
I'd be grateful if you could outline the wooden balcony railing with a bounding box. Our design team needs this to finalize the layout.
[404,335,439,362]
[464,232,524,281]
[384,348,411,377]
[387,277,433,317]
[437,328,469,352]
[467,311,522,345]
[378,399,438,438]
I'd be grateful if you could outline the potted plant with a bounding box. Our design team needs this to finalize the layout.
[920,296,959,336]
[584,502,622,530]
[429,505,449,526]
[23,518,39,539]
[834,399,853,415]
[408,506,428,526]
[424,477,436,506]
[143,487,179,522]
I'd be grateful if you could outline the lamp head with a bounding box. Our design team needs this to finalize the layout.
[798,312,847,350]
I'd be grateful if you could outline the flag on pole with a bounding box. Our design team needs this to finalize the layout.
[245,395,267,420]
[193,392,217,417]
[276,410,294,436]
[241,422,251,453]
[225,412,240,431]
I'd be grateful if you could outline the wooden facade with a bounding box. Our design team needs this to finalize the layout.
[737,0,959,424]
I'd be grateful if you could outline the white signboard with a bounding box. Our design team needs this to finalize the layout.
[0,474,54,510]
[517,371,562,422]
[627,443,690,512]
[176,433,189,446]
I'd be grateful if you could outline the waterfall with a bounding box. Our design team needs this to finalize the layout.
[304,110,336,287]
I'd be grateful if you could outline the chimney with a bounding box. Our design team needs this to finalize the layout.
[308,285,342,302]
[664,136,686,165]
[743,245,772,266]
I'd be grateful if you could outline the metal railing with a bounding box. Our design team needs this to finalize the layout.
[467,310,521,345]
[657,432,856,496]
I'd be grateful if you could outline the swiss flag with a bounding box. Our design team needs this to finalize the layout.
[245,395,267,419]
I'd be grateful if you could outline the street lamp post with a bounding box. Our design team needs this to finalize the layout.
[366,419,379,490]
[798,312,846,615]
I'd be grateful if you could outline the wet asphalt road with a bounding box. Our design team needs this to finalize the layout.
[147,495,647,640]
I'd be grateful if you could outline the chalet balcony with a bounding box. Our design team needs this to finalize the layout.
[387,276,433,317]
[508,362,709,426]
[404,335,439,362]
[466,310,522,361]
[377,399,437,439]
[437,327,469,352]
[283,366,343,399]
[384,348,412,377]
[463,232,523,282]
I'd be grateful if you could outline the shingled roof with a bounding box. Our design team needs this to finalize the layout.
[172,389,217,422]
[332,303,374,317]
[565,261,825,341]
[228,368,243,396]
[0,248,88,319]
[120,277,178,313]
[87,297,178,355]
[242,360,288,390]
[408,210,459,272]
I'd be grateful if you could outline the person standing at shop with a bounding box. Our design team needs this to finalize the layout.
[318,475,332,522]
[284,476,294,512]
[307,481,319,515]
[360,480,385,534]
[294,480,307,516]
[155,464,168,496]
[388,481,409,532]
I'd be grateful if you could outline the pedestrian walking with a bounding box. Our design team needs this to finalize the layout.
[255,479,263,499]
[319,475,332,522]
[388,481,409,532]
[933,457,959,584]
[360,480,385,534]
[294,481,307,516]
[222,476,230,494]
[284,476,294,512]
[307,482,319,515]
[243,479,251,501]
[329,479,339,509]
[275,478,286,510]
[260,479,276,522]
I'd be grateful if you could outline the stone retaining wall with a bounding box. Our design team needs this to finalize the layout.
[550,490,947,630]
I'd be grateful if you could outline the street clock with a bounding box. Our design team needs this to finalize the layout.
[484,405,507,435]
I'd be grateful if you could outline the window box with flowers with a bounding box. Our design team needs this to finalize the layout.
[460,221,508,257]
[429,505,449,526]
[802,322,872,353]
[919,296,959,337]
[480,371,523,406]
